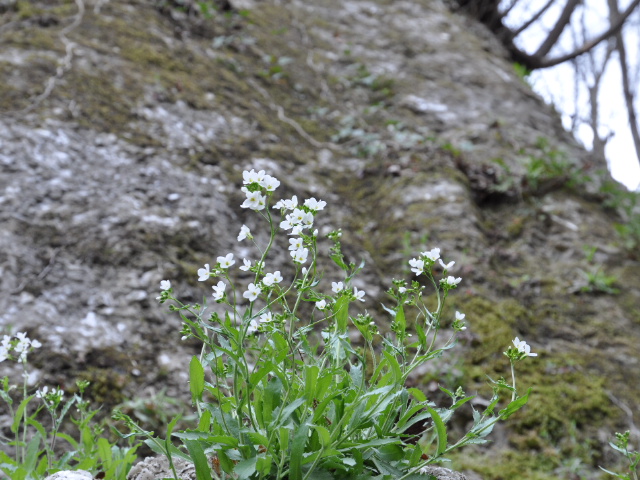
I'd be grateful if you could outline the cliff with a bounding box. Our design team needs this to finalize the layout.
[1,0,639,478]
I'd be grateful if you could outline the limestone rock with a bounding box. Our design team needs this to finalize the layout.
[127,456,196,480]
[43,471,92,480]
[421,465,468,480]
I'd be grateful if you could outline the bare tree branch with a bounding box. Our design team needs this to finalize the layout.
[533,0,640,69]
[498,0,521,20]
[512,0,554,37]
[534,0,581,57]
[609,0,640,164]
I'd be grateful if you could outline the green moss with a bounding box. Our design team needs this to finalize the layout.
[459,296,522,365]
[15,0,44,19]
[2,27,59,51]
[60,70,139,134]
[121,43,185,71]
[451,448,564,480]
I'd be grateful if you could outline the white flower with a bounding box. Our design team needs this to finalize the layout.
[36,386,50,399]
[422,248,441,262]
[239,258,252,271]
[238,225,252,242]
[409,258,424,275]
[455,311,465,321]
[31,339,42,349]
[353,287,366,302]
[332,281,344,293]
[304,197,326,212]
[280,216,293,230]
[261,175,280,191]
[14,332,36,363]
[160,280,171,290]
[0,345,9,363]
[290,225,304,235]
[243,283,262,302]
[316,299,327,310]
[259,312,273,323]
[441,276,462,287]
[212,281,226,301]
[398,287,407,294]
[263,271,283,286]
[439,259,455,270]
[291,248,308,264]
[197,264,210,281]
[217,253,235,269]
[513,337,537,357]
[241,190,266,211]
[289,237,304,251]
[243,169,265,185]
[291,208,306,224]
[246,318,261,335]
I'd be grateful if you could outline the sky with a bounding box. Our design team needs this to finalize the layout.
[501,0,640,191]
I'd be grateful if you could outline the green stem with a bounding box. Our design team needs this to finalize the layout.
[510,360,517,402]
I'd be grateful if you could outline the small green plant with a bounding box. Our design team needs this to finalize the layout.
[0,332,139,479]
[600,180,640,253]
[512,62,532,82]
[116,169,536,480]
[259,55,293,80]
[601,431,639,480]
[576,245,619,295]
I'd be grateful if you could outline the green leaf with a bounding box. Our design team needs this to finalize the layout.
[340,437,401,451]
[198,409,211,432]
[408,388,427,403]
[425,406,447,457]
[234,456,257,479]
[304,365,319,407]
[396,304,406,335]
[312,425,332,447]
[184,439,213,480]
[172,432,239,447]
[499,388,531,419]
[271,397,305,429]
[382,350,402,384]
[190,356,205,404]
[55,432,79,450]
[451,395,475,410]
[97,437,113,470]
[289,422,310,480]
[334,296,350,334]
[11,395,34,434]
[23,434,42,473]
[415,321,427,350]
[263,377,284,426]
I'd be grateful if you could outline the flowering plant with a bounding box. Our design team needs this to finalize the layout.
[117,169,535,480]
[0,333,138,479]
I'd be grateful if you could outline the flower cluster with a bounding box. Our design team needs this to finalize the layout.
[505,336,537,361]
[170,169,332,323]
[36,385,65,408]
[0,332,42,364]
[240,169,280,211]
[147,167,538,480]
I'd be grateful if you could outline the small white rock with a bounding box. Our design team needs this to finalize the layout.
[44,471,93,480]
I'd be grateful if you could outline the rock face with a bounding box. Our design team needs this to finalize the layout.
[1,0,639,479]
[43,471,92,480]
[125,456,470,480]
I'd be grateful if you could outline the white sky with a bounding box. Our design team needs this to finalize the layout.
[501,0,640,191]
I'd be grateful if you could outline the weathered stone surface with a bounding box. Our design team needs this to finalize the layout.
[0,0,638,478]
[43,471,92,480]
[127,456,196,480]
[125,457,472,480]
